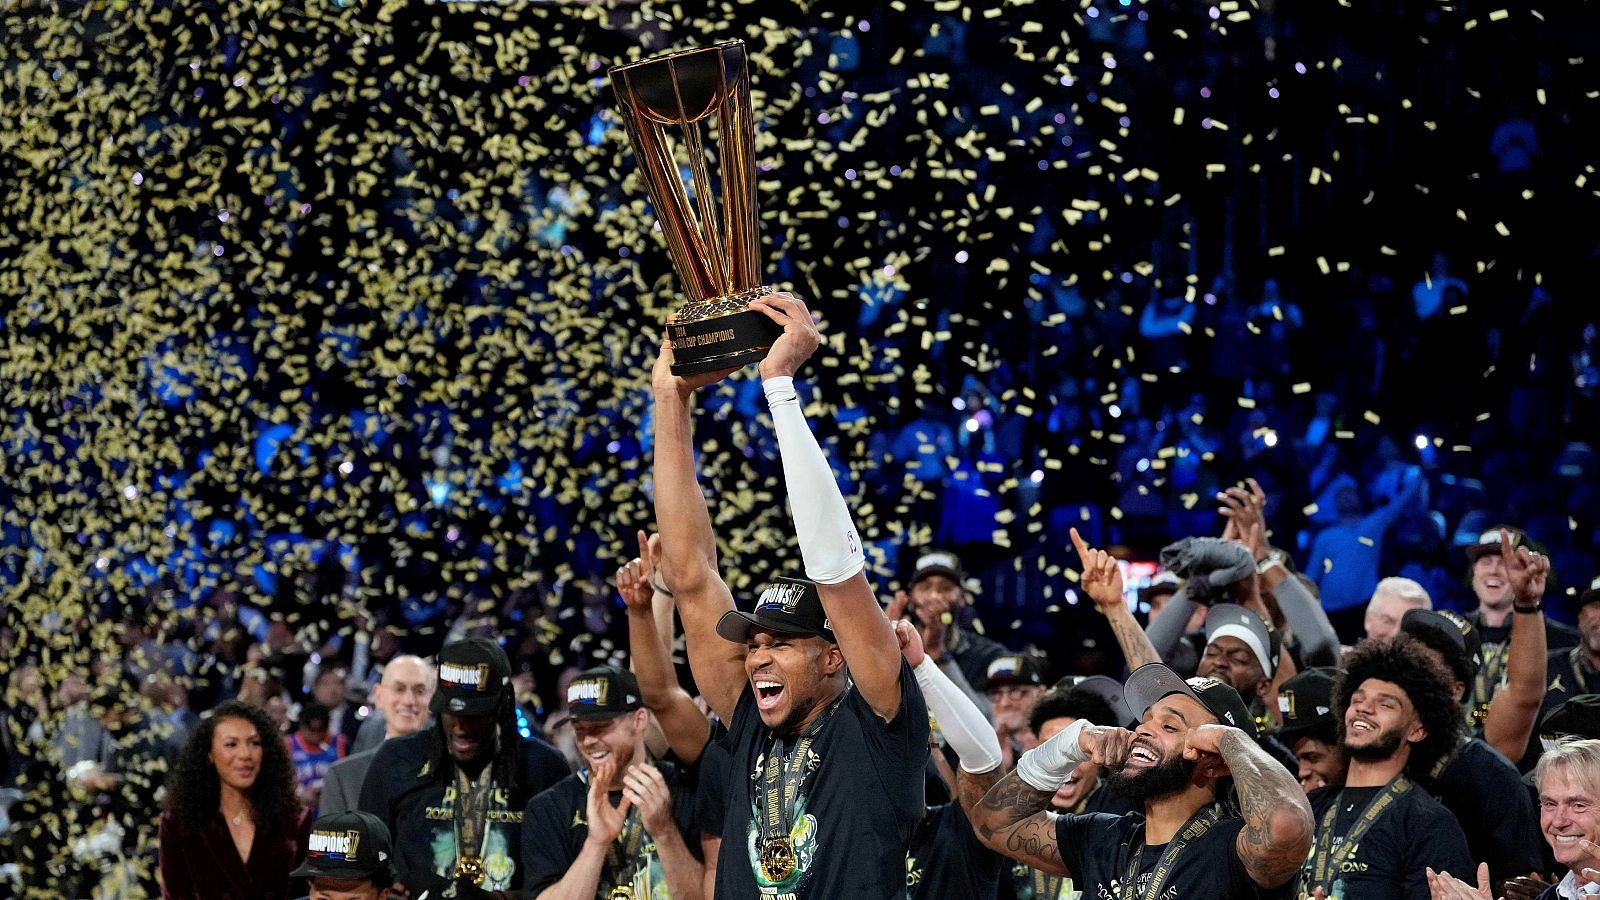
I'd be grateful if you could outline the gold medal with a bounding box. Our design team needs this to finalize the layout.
[607,887,635,900]
[454,853,486,885]
[759,835,797,882]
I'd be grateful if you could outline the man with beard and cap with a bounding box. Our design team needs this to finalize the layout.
[1000,682,1139,900]
[1544,577,1600,716]
[1400,605,1544,890]
[898,549,1010,695]
[1298,637,1474,899]
[886,593,1010,900]
[1272,667,1348,794]
[358,639,569,897]
[650,292,928,899]
[970,531,1313,899]
[520,665,703,899]
[1462,526,1577,728]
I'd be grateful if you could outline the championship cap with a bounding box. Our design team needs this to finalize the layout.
[430,639,512,717]
[1400,608,1482,676]
[909,549,965,586]
[565,665,644,722]
[978,655,1047,692]
[290,811,392,880]
[1124,662,1258,739]
[716,576,837,644]
[1275,667,1341,741]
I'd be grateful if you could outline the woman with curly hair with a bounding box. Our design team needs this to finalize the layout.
[158,700,310,900]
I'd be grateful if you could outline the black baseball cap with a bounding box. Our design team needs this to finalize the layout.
[430,639,512,717]
[909,549,964,586]
[1542,695,1600,741]
[978,655,1047,692]
[716,576,837,644]
[1464,525,1530,562]
[1138,571,1182,605]
[1204,604,1277,677]
[290,811,393,880]
[1400,608,1482,674]
[1124,662,1258,739]
[565,665,644,722]
[1275,667,1341,741]
[1055,674,1136,727]
[1580,576,1600,610]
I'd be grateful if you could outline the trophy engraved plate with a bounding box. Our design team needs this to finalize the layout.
[611,40,784,375]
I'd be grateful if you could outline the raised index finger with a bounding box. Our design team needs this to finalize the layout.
[1069,527,1090,560]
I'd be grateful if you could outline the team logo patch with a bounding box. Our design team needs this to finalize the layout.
[308,829,361,861]
[440,661,491,692]
[757,581,808,614]
[569,678,609,707]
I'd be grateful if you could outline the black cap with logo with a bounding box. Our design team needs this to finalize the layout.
[1464,525,1530,562]
[978,655,1047,692]
[909,549,965,586]
[1581,575,1600,610]
[716,576,837,644]
[1055,674,1136,727]
[1275,667,1341,741]
[1542,695,1600,742]
[290,811,393,880]
[1123,662,1258,739]
[430,638,513,718]
[565,665,644,722]
[1400,608,1483,676]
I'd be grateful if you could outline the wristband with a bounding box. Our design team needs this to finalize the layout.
[1256,556,1283,575]
[1514,600,1543,614]
[1016,717,1091,792]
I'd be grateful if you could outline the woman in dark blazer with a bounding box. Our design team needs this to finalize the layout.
[159,700,311,900]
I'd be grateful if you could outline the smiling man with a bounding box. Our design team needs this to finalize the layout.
[970,660,1313,899]
[358,639,569,897]
[1298,637,1473,899]
[321,655,436,816]
[651,291,928,898]
[1462,527,1578,725]
[520,665,702,899]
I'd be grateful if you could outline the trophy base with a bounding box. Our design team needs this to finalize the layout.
[667,299,785,376]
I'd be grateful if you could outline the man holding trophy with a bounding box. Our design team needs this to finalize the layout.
[620,42,930,898]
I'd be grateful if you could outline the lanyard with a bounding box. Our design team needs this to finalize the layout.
[601,789,648,895]
[1118,804,1222,900]
[1305,776,1411,890]
[1471,642,1510,726]
[759,690,845,847]
[452,764,496,879]
[1571,648,1593,696]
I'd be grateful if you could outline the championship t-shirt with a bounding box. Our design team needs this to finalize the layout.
[1054,808,1291,900]
[713,660,929,899]
[1426,737,1542,883]
[1005,783,1138,900]
[357,729,570,891]
[521,759,701,897]
[1301,782,1473,900]
[906,799,1006,900]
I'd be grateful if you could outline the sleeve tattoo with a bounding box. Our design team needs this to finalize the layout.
[973,771,1071,876]
[1220,729,1315,889]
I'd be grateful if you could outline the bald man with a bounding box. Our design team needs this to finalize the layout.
[321,656,436,815]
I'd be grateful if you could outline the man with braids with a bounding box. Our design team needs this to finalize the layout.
[651,291,929,899]
[359,639,568,897]
[970,530,1314,899]
[1297,636,1473,899]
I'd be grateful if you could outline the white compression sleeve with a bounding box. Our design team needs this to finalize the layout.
[763,375,866,584]
[1015,717,1092,793]
[914,657,1003,774]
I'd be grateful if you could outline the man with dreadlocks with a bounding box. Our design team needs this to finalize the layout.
[359,638,569,896]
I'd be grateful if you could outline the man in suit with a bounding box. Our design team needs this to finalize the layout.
[320,655,434,815]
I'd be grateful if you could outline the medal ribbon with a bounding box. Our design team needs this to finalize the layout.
[758,690,847,857]
[453,764,496,874]
[1304,776,1411,891]
[600,782,648,898]
[1118,804,1222,900]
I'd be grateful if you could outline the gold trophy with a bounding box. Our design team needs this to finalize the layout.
[611,40,783,375]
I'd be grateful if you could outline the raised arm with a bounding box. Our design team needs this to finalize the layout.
[1484,531,1550,761]
[1221,480,1341,667]
[650,345,746,723]
[891,610,1003,818]
[972,718,1133,875]
[618,530,711,765]
[1071,528,1162,670]
[1187,724,1314,889]
[751,293,902,720]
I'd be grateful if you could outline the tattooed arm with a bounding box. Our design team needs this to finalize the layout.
[1072,528,1163,670]
[1187,725,1314,889]
[970,770,1069,875]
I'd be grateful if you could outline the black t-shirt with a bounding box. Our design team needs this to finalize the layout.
[1467,614,1579,720]
[1426,737,1543,883]
[906,799,1006,900]
[1004,782,1143,899]
[1055,808,1290,900]
[1544,646,1600,714]
[521,759,700,896]
[714,660,929,899]
[357,729,570,891]
[695,733,731,844]
[1302,782,1473,900]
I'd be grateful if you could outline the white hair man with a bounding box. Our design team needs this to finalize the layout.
[320,655,435,815]
[1363,577,1433,643]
